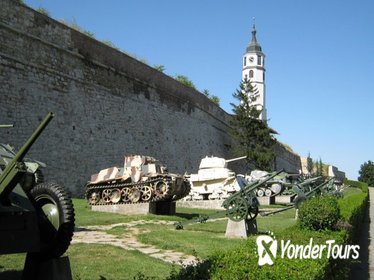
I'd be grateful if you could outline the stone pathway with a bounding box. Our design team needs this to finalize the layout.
[72,220,198,266]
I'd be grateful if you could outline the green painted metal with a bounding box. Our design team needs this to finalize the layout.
[0,112,53,202]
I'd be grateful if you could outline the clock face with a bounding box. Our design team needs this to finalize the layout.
[249,56,254,62]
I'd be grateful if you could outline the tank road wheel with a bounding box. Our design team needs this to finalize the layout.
[129,188,141,203]
[110,188,121,203]
[141,186,153,202]
[30,182,75,258]
[256,189,264,197]
[88,190,100,205]
[154,181,171,201]
[270,183,284,196]
[225,196,249,222]
[102,189,112,204]
[265,189,273,197]
[121,187,131,203]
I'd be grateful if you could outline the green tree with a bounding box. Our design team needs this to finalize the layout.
[307,152,314,176]
[209,95,220,105]
[358,160,374,187]
[174,75,196,89]
[154,65,165,73]
[315,158,324,176]
[202,89,210,97]
[230,79,275,171]
[36,7,49,16]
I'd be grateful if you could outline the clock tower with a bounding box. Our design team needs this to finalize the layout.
[242,24,267,121]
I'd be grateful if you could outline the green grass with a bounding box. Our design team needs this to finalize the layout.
[136,207,297,259]
[68,244,174,280]
[73,198,224,227]
[0,199,298,279]
[0,253,24,280]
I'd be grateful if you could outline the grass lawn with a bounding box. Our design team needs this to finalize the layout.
[68,244,174,280]
[0,197,298,279]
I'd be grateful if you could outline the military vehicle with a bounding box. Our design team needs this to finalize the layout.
[246,170,301,197]
[85,155,190,205]
[0,112,75,259]
[184,156,246,200]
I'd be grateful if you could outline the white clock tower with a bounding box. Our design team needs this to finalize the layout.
[242,24,267,121]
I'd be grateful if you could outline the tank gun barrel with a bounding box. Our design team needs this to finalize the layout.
[0,112,54,202]
[0,124,14,128]
[225,156,247,163]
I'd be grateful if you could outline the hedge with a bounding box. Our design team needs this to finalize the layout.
[168,181,368,280]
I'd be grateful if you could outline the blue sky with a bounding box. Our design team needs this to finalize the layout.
[23,0,374,180]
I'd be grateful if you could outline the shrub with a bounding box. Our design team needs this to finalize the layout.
[168,183,368,280]
[298,195,341,231]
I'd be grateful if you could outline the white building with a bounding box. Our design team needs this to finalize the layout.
[242,24,267,121]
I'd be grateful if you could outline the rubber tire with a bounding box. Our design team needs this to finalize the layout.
[30,182,75,258]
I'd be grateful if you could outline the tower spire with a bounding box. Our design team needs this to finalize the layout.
[247,20,262,52]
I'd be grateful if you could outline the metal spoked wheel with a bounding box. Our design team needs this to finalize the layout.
[102,189,112,204]
[154,181,171,201]
[225,196,249,221]
[121,187,131,203]
[88,190,100,205]
[141,185,153,202]
[110,188,121,203]
[30,182,75,258]
[128,188,141,203]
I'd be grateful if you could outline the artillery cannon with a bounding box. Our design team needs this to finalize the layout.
[175,170,283,229]
[260,177,336,217]
[0,113,75,272]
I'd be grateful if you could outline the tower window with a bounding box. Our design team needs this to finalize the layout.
[244,74,248,80]
[257,55,262,65]
[249,70,254,78]
[243,57,246,66]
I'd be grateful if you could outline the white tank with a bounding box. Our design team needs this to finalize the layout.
[185,156,246,200]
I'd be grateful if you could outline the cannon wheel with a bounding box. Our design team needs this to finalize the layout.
[225,196,249,221]
[30,182,75,259]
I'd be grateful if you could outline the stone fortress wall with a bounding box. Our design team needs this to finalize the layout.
[0,0,301,196]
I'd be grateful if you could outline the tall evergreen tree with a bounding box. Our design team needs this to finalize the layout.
[230,79,276,171]
[307,152,314,176]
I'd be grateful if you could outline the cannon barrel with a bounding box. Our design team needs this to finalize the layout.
[225,156,247,163]
[305,177,334,197]
[0,124,14,128]
[299,176,322,186]
[0,112,54,200]
[230,170,283,198]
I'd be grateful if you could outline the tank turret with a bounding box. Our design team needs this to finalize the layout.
[185,155,246,200]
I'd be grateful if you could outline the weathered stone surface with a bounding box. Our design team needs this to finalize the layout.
[0,0,301,196]
[225,219,258,239]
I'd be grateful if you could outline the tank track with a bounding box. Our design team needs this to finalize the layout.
[85,176,185,205]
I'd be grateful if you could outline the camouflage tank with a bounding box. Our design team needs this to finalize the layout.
[85,155,190,205]
[184,156,246,200]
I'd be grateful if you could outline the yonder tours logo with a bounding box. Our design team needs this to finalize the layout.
[256,235,360,266]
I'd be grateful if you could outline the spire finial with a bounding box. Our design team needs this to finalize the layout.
[252,17,256,28]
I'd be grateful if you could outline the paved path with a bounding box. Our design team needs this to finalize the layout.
[369,188,374,278]
[72,220,198,266]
